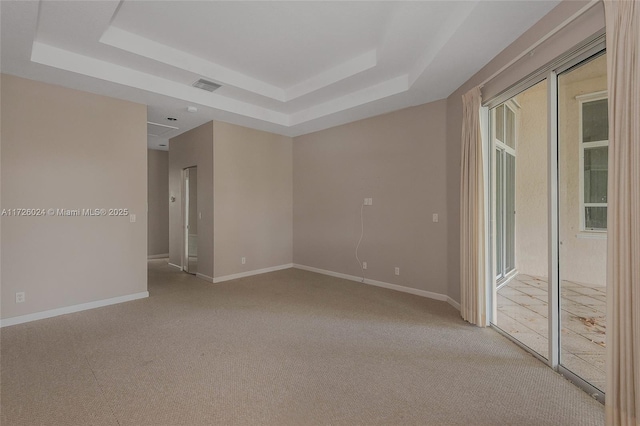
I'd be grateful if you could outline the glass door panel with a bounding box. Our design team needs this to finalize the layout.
[491,80,549,359]
[557,53,607,391]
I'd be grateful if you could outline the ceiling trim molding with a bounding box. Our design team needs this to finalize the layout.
[290,74,409,126]
[30,41,291,126]
[30,41,413,129]
[100,26,287,101]
[101,26,379,104]
[284,49,377,101]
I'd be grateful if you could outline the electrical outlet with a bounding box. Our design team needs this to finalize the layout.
[241,257,246,265]
[368,198,373,205]
[432,213,439,223]
[362,262,367,270]
[363,198,373,206]
[15,292,25,303]
[395,267,400,276]
[130,214,136,223]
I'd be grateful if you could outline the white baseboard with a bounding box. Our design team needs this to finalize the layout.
[196,273,214,283]
[168,262,182,270]
[147,253,169,259]
[293,264,460,311]
[213,263,294,283]
[0,291,149,328]
[446,297,461,311]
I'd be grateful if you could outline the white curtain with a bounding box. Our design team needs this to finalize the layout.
[604,1,640,425]
[460,86,486,327]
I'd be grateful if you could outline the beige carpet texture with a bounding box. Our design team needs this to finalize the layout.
[1,260,604,425]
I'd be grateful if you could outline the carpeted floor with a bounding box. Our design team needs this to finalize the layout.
[1,260,604,425]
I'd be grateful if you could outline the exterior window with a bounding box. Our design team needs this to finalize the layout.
[578,92,608,231]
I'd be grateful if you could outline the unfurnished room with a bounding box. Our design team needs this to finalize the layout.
[1,1,638,425]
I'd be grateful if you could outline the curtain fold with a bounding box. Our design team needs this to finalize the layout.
[604,1,640,425]
[460,86,486,327]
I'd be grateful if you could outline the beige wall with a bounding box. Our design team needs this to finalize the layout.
[293,101,449,295]
[558,54,607,285]
[514,82,548,278]
[0,71,3,320]
[213,121,293,278]
[168,122,214,279]
[1,74,147,320]
[147,149,169,256]
[169,120,292,281]
[1,69,4,319]
[445,1,605,303]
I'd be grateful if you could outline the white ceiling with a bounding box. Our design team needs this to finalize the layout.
[1,1,560,150]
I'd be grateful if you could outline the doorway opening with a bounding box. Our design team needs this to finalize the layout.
[183,166,198,275]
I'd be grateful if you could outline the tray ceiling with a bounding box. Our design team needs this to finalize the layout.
[1,1,560,144]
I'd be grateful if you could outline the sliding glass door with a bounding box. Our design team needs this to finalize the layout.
[488,41,607,401]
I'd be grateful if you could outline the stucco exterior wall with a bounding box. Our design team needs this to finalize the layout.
[513,54,607,285]
[514,81,548,279]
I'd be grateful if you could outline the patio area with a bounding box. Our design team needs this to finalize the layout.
[495,274,606,391]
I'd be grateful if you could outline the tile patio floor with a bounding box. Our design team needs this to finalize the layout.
[495,274,606,391]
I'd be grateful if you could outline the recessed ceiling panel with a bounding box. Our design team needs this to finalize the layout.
[1,0,565,138]
[110,1,394,87]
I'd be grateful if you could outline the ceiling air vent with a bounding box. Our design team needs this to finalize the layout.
[192,79,221,92]
[147,121,179,137]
